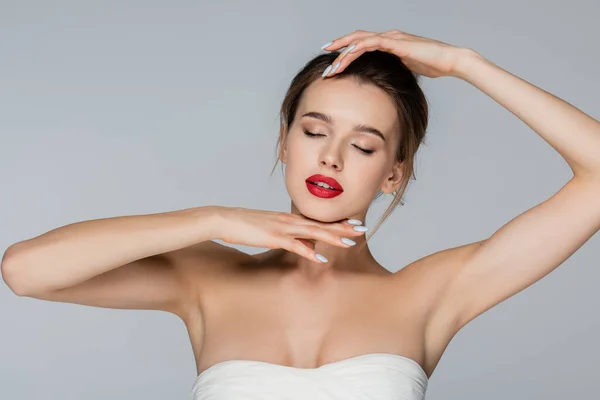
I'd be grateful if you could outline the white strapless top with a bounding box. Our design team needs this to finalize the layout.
[191,353,429,399]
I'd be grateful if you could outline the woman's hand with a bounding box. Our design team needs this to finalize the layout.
[212,207,367,263]
[321,29,473,79]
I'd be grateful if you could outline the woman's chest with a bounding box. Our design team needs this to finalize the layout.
[187,268,429,370]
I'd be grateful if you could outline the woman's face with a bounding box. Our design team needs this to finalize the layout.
[280,77,403,223]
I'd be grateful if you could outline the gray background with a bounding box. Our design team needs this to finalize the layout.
[1,1,598,399]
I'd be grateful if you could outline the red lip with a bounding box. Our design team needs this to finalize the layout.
[306,174,344,191]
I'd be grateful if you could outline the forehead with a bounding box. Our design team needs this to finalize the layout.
[296,77,399,136]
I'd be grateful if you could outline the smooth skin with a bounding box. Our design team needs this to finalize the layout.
[3,29,600,381]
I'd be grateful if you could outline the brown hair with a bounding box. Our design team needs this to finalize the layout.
[271,49,429,244]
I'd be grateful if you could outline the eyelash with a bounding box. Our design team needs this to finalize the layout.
[303,130,375,155]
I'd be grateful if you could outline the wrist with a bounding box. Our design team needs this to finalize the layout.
[191,205,228,242]
[451,47,487,80]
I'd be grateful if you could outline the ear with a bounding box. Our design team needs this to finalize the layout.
[278,125,288,164]
[381,161,404,194]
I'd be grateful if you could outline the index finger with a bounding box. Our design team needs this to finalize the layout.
[320,30,374,52]
[313,218,369,236]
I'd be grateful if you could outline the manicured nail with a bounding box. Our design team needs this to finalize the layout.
[315,253,328,263]
[353,226,368,232]
[347,219,362,225]
[320,41,333,50]
[322,65,332,77]
[341,238,356,246]
[330,61,341,74]
[344,43,356,53]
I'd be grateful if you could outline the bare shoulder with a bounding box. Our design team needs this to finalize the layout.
[396,240,486,365]
[386,240,486,372]
[388,240,485,326]
[169,240,250,312]
[169,240,243,284]
[395,240,485,290]
[402,240,486,278]
[175,240,239,260]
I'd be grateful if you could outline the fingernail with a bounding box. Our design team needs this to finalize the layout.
[315,253,328,263]
[330,61,341,74]
[322,65,332,77]
[344,43,356,53]
[320,41,333,50]
[347,219,362,225]
[353,226,368,232]
[341,237,356,246]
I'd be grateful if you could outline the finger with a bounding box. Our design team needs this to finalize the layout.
[287,214,362,231]
[297,224,361,249]
[322,34,379,77]
[281,238,327,263]
[320,220,368,237]
[281,214,367,240]
[292,217,367,238]
[321,30,375,52]
[327,35,406,76]
[324,35,385,77]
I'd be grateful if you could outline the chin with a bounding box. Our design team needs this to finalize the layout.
[291,197,352,224]
[301,209,345,223]
[287,182,366,223]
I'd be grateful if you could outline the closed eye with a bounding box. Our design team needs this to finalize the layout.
[303,129,374,155]
[303,130,325,138]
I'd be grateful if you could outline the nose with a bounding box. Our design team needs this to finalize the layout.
[319,148,343,171]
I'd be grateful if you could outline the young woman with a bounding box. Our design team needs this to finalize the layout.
[3,29,600,400]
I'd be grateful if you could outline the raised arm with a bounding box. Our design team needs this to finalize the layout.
[320,29,600,334]
[433,50,600,331]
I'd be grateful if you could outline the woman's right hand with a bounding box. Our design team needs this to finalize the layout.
[211,207,367,263]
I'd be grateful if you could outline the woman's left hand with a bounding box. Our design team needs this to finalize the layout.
[321,29,473,79]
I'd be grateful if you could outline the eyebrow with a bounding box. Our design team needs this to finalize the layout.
[300,111,386,142]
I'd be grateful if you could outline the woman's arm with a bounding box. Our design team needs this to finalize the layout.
[1,206,221,313]
[455,50,600,180]
[325,31,600,178]
[434,51,600,331]
[320,28,600,340]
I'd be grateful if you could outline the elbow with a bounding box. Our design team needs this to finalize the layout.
[1,244,35,297]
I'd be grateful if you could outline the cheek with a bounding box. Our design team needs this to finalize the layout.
[350,162,391,195]
[282,148,309,187]
[284,137,314,170]
[349,156,388,177]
